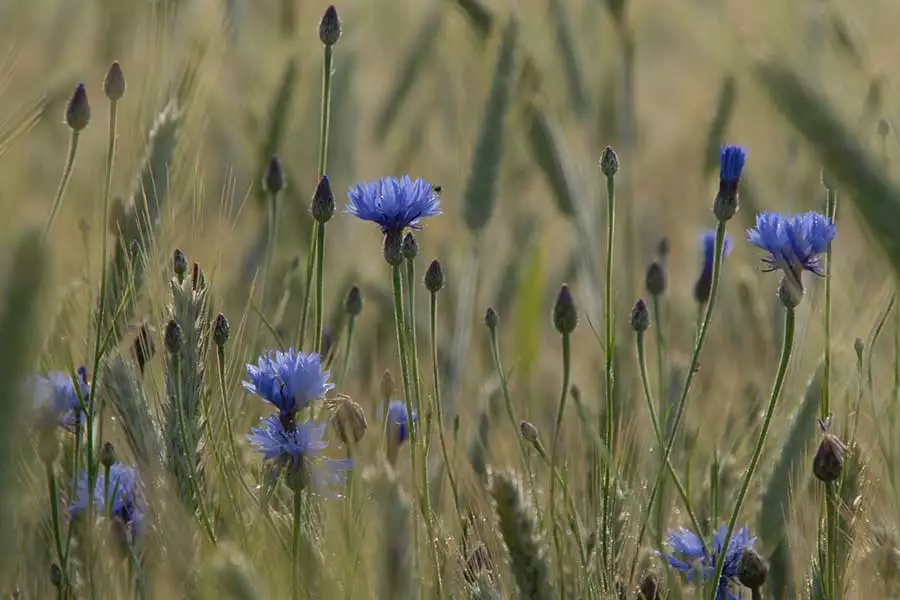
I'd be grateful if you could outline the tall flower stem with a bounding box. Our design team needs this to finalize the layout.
[549,332,572,600]
[262,188,280,309]
[338,313,357,386]
[651,292,668,546]
[314,222,327,353]
[628,221,729,584]
[823,186,838,600]
[44,131,81,235]
[708,306,795,600]
[429,288,462,525]
[601,162,617,576]
[299,35,335,350]
[292,489,303,600]
[405,259,424,434]
[47,465,68,587]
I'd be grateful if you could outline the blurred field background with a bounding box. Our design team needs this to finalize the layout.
[3,0,900,598]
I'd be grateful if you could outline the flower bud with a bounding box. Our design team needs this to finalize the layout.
[214,313,230,347]
[484,307,499,331]
[312,175,335,224]
[424,259,444,293]
[854,338,864,366]
[103,61,126,101]
[631,299,650,333]
[600,146,619,177]
[173,248,188,280]
[345,285,363,316]
[328,395,367,445]
[99,441,117,468]
[380,369,396,402]
[813,431,845,483]
[645,261,666,296]
[553,284,577,334]
[164,319,183,354]
[318,5,341,46]
[264,155,285,195]
[520,420,539,444]
[66,84,91,131]
[737,547,768,589]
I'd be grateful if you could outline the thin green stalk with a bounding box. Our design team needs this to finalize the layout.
[628,221,729,585]
[262,189,280,309]
[47,465,67,586]
[823,187,838,600]
[635,330,704,536]
[601,168,616,576]
[216,345,240,467]
[550,332,572,600]
[44,131,81,235]
[651,292,667,547]
[297,232,316,350]
[314,222,326,353]
[487,323,541,515]
[172,353,217,544]
[708,306,795,600]
[338,315,356,386]
[318,46,334,179]
[429,290,462,526]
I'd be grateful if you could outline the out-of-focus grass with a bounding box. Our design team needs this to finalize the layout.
[2,0,900,598]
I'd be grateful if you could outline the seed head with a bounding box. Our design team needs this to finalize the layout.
[737,547,768,589]
[380,369,396,402]
[631,299,650,333]
[813,419,845,483]
[401,232,419,260]
[484,307,499,331]
[66,83,91,131]
[345,285,363,316]
[424,259,444,293]
[312,175,335,224]
[327,395,368,445]
[520,420,539,444]
[600,146,619,177]
[103,61,126,101]
[214,313,230,347]
[637,572,660,599]
[99,441,117,468]
[645,261,666,296]
[319,5,342,46]
[164,319,183,355]
[173,248,188,280]
[383,230,404,266]
[264,155,286,195]
[553,284,577,334]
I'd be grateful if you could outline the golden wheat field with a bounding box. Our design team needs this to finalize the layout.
[1,0,900,599]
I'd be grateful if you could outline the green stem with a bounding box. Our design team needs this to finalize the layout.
[628,222,729,585]
[708,306,795,600]
[823,188,838,600]
[318,46,334,179]
[826,482,839,600]
[44,130,81,235]
[314,222,326,354]
[262,190,280,310]
[338,315,356,386]
[651,292,668,547]
[635,329,704,533]
[602,171,616,576]
[47,465,67,585]
[292,489,303,600]
[216,346,240,467]
[550,332,572,600]
[297,231,316,350]
[430,291,462,526]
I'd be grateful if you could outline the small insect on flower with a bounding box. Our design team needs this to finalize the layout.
[662,524,756,600]
[31,367,91,432]
[243,349,334,415]
[746,211,836,303]
[70,463,145,538]
[345,176,441,235]
[247,415,351,493]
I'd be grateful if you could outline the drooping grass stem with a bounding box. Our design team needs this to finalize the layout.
[708,306,795,600]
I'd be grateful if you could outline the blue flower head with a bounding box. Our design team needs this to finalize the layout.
[247,414,351,493]
[70,463,145,537]
[701,230,734,278]
[746,211,836,288]
[345,176,441,234]
[32,367,91,432]
[243,349,334,415]
[719,145,747,184]
[662,524,756,600]
[382,400,416,445]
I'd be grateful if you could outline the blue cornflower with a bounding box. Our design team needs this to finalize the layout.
[719,145,747,184]
[382,400,416,445]
[345,176,441,234]
[746,211,836,288]
[247,414,351,492]
[243,349,334,415]
[70,463,145,537]
[701,230,734,279]
[662,524,756,600]
[32,367,91,432]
